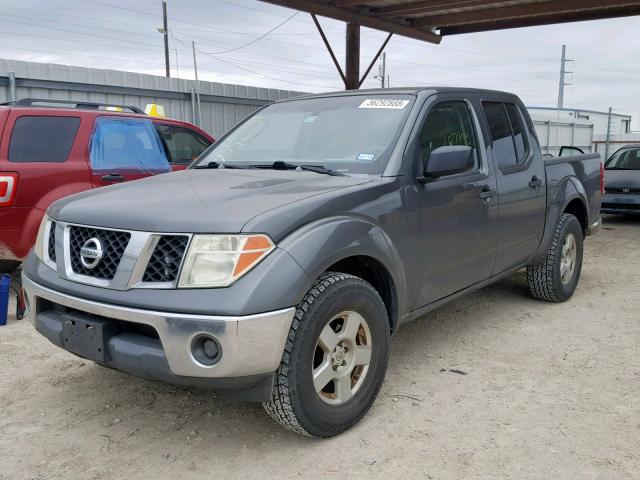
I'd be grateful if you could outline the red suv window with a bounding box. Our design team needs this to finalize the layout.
[155,123,211,165]
[9,116,80,163]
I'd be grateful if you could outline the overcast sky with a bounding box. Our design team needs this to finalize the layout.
[1,0,638,128]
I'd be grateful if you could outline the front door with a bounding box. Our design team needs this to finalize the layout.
[479,100,546,273]
[89,116,171,188]
[404,96,499,308]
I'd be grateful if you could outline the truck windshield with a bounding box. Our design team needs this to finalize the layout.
[606,147,640,170]
[194,94,415,175]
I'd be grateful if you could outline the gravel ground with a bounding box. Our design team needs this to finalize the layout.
[1,216,638,480]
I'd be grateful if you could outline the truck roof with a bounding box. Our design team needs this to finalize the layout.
[278,86,520,103]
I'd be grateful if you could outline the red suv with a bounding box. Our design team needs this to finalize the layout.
[0,99,213,273]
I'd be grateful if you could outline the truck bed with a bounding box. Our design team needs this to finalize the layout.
[544,153,603,229]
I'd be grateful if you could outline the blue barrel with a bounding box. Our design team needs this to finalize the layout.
[0,274,10,326]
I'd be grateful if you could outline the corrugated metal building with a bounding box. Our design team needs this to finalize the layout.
[527,107,635,157]
[528,118,594,156]
[0,59,305,139]
[528,106,632,137]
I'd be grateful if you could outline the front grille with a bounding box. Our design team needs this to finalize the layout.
[48,222,56,262]
[142,235,189,282]
[69,226,131,280]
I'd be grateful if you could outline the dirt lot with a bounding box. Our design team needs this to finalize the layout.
[1,216,638,480]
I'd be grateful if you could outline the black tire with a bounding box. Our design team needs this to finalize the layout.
[527,213,584,302]
[0,260,20,275]
[263,272,390,437]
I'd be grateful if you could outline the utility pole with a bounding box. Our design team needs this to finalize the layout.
[557,44,573,109]
[159,0,170,77]
[605,106,613,161]
[374,52,386,88]
[192,40,202,128]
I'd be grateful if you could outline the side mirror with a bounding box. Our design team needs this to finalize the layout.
[418,145,474,183]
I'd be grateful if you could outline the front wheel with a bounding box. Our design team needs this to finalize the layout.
[263,272,390,437]
[527,213,584,302]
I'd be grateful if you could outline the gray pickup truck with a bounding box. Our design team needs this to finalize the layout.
[23,88,603,437]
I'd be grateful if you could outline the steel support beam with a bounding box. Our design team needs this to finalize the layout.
[311,14,347,87]
[259,0,441,44]
[414,0,640,27]
[440,4,640,34]
[373,0,497,17]
[345,22,361,90]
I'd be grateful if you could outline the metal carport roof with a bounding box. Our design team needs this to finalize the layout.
[259,0,640,89]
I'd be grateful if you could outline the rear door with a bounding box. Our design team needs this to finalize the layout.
[154,122,212,170]
[479,97,546,274]
[89,116,171,187]
[1,110,90,209]
[0,110,91,258]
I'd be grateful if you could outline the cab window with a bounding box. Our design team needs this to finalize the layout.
[482,102,529,169]
[418,101,478,172]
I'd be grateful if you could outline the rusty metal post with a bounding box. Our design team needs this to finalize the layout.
[345,22,360,90]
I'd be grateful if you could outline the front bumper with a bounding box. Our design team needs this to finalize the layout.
[23,274,295,397]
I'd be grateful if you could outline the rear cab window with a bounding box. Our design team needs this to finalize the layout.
[8,116,80,163]
[482,102,529,170]
[155,123,211,165]
[89,117,170,173]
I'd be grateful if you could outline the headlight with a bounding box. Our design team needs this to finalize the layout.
[34,214,49,262]
[178,234,275,288]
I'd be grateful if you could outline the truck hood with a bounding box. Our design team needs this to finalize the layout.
[605,169,640,189]
[50,169,372,233]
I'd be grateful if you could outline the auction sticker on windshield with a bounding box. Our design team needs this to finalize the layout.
[359,99,410,109]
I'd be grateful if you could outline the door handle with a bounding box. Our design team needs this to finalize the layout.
[478,186,495,200]
[101,173,125,182]
[529,175,543,188]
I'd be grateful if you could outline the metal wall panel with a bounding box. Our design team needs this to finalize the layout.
[0,59,306,138]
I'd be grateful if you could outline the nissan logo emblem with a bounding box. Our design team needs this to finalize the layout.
[79,237,104,270]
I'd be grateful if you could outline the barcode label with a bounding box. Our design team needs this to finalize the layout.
[359,99,410,109]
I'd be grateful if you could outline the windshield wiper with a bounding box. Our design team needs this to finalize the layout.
[193,161,249,170]
[252,161,347,177]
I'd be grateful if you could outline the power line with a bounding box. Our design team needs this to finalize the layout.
[171,33,336,89]
[3,17,164,51]
[196,11,300,55]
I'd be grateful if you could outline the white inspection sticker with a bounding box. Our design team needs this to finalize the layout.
[359,99,410,109]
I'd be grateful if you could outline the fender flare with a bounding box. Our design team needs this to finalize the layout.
[278,215,409,322]
[531,176,588,264]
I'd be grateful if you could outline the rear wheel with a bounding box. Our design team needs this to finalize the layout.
[263,272,390,437]
[527,213,584,302]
